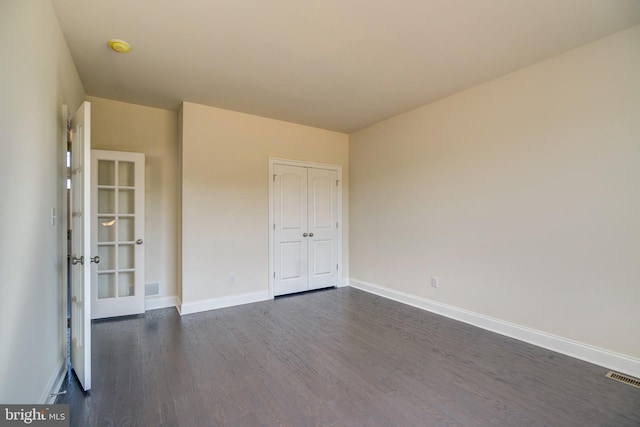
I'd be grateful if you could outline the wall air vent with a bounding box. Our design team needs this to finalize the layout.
[605,371,640,389]
[145,283,160,296]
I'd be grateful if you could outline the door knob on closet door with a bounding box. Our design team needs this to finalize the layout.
[303,233,308,237]
[308,233,314,237]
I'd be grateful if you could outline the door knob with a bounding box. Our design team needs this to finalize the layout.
[309,233,314,237]
[302,233,308,237]
[90,256,100,264]
[71,256,84,265]
[136,239,143,245]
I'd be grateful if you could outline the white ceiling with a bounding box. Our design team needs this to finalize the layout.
[52,0,640,133]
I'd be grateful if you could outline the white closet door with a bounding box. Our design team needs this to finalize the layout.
[273,164,339,296]
[307,168,338,290]
[273,165,308,296]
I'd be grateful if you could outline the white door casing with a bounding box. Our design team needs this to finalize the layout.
[91,150,145,319]
[271,159,341,297]
[69,101,92,391]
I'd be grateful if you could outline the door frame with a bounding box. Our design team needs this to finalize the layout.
[268,157,343,299]
[60,105,69,365]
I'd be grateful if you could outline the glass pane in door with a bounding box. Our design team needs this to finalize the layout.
[118,218,134,242]
[98,217,116,242]
[98,160,115,186]
[118,161,135,186]
[97,245,115,271]
[118,189,135,214]
[118,244,135,269]
[118,272,134,297]
[98,189,115,214]
[98,273,115,299]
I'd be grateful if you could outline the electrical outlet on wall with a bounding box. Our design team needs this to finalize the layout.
[228,273,236,284]
[431,276,439,288]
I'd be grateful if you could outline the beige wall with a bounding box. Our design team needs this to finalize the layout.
[0,0,85,402]
[180,102,349,304]
[350,26,640,359]
[88,97,179,300]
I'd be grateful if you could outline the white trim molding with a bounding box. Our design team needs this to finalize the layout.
[338,277,351,288]
[145,295,180,311]
[175,297,183,315]
[179,291,271,316]
[349,278,640,378]
[41,357,67,404]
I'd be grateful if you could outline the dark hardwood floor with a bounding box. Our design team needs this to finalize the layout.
[56,287,640,426]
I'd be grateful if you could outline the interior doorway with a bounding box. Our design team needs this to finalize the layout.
[269,158,343,297]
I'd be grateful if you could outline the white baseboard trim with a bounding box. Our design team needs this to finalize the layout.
[349,278,640,378]
[145,295,179,311]
[40,357,67,404]
[337,277,350,288]
[179,290,271,316]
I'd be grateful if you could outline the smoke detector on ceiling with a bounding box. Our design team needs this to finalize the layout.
[108,39,131,54]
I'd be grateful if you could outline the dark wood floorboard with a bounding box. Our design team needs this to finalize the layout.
[56,287,640,426]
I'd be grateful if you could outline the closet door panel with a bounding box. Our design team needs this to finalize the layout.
[273,165,308,295]
[307,168,338,290]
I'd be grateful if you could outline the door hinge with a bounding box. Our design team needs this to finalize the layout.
[274,272,276,278]
[336,179,339,186]
[336,222,338,229]
[336,264,339,270]
[273,223,275,230]
[273,174,276,182]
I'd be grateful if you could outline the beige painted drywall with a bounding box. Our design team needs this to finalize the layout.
[350,25,640,359]
[88,96,179,301]
[180,102,349,303]
[0,0,85,402]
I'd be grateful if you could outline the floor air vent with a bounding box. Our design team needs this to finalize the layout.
[606,371,640,389]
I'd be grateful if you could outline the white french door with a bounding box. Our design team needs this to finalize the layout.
[91,150,145,319]
[69,101,92,391]
[273,163,339,296]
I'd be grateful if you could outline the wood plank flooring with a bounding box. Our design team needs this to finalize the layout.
[56,287,640,426]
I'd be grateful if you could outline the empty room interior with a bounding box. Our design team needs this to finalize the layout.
[1,0,639,425]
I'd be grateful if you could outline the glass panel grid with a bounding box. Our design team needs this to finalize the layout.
[96,157,140,303]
